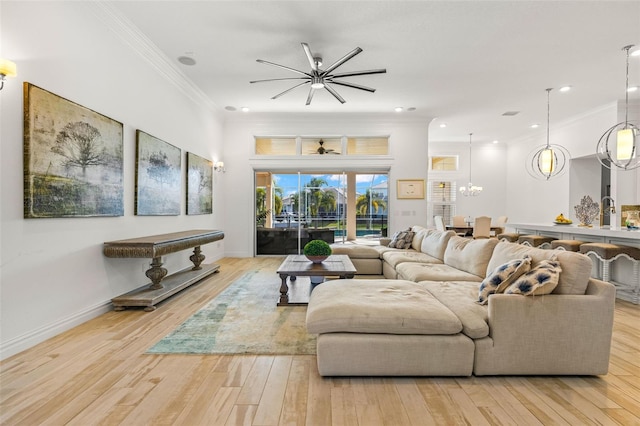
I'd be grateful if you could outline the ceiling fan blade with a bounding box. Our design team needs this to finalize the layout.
[250,77,308,84]
[301,43,318,71]
[256,59,311,77]
[324,84,346,104]
[330,69,387,78]
[305,87,315,105]
[271,81,309,100]
[321,47,363,75]
[327,79,376,93]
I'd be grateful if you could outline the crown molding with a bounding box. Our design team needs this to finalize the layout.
[87,1,220,113]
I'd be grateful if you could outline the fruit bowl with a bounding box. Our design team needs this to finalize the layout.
[553,220,572,225]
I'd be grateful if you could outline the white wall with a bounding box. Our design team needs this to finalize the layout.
[428,140,508,224]
[1,2,225,359]
[505,102,639,226]
[221,114,432,257]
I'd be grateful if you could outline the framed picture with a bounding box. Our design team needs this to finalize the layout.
[186,152,213,215]
[397,179,425,199]
[620,205,640,227]
[135,130,181,215]
[23,83,124,218]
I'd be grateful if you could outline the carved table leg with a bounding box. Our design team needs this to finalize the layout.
[278,273,290,305]
[146,257,168,289]
[190,245,205,270]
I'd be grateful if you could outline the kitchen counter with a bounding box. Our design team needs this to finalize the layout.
[507,223,640,247]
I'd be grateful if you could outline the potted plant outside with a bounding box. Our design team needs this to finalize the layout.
[303,239,332,263]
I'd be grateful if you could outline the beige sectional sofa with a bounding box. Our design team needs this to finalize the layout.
[309,227,616,376]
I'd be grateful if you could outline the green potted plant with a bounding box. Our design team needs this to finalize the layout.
[303,239,332,263]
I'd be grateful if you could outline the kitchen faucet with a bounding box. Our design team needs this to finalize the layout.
[600,196,616,226]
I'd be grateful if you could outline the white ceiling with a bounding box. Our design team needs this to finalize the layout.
[107,0,640,144]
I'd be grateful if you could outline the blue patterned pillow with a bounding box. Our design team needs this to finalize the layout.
[477,256,532,304]
[505,258,562,296]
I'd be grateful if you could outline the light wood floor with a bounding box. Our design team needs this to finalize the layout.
[1,257,639,425]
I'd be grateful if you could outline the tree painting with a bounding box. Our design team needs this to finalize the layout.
[186,152,213,215]
[51,121,107,176]
[23,83,123,218]
[135,130,181,215]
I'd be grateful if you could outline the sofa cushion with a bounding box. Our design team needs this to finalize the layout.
[396,262,483,282]
[410,227,428,251]
[420,229,455,260]
[487,241,591,295]
[420,281,489,339]
[444,236,499,278]
[505,258,562,296]
[477,256,532,304]
[330,244,381,259]
[306,279,463,335]
[382,250,442,268]
[388,229,415,249]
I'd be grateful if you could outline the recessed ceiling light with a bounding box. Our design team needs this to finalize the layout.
[502,111,520,116]
[531,124,540,129]
[394,107,403,112]
[241,107,250,112]
[407,107,416,111]
[492,140,499,144]
[559,86,572,92]
[631,47,640,57]
[627,86,638,92]
[439,123,447,128]
[225,106,237,111]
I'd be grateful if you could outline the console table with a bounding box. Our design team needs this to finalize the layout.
[104,229,224,311]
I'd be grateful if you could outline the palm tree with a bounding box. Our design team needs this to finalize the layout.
[356,189,388,228]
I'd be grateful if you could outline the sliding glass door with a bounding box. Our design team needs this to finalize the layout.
[255,171,387,255]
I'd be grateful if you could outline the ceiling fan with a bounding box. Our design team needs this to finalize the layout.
[310,139,339,155]
[250,42,386,105]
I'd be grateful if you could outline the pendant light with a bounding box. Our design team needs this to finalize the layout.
[459,133,483,196]
[526,88,570,180]
[596,45,639,170]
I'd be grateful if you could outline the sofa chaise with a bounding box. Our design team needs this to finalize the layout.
[308,227,615,376]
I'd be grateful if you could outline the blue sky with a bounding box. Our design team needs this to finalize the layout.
[271,173,388,196]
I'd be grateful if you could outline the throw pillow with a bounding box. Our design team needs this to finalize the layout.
[388,229,415,249]
[505,257,562,296]
[477,256,532,305]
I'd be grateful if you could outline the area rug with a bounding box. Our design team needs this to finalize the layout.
[147,270,316,355]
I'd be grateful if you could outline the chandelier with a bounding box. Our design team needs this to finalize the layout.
[526,88,570,180]
[460,133,483,196]
[596,45,639,171]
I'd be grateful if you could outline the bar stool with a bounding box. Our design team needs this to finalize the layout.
[518,235,556,249]
[551,240,584,252]
[579,242,640,304]
[496,233,520,243]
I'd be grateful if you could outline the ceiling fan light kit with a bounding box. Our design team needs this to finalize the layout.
[251,42,386,105]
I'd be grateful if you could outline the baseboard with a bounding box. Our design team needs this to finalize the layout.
[0,300,112,361]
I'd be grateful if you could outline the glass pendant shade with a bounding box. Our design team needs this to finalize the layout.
[526,88,570,180]
[539,148,555,174]
[617,128,635,161]
[597,45,640,171]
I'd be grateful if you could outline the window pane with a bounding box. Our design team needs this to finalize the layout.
[302,138,341,156]
[431,156,458,171]
[255,137,297,155]
[347,137,389,155]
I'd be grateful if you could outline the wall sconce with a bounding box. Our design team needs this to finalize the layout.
[214,161,226,172]
[0,58,17,91]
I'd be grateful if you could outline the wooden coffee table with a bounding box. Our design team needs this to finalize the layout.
[276,254,357,306]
